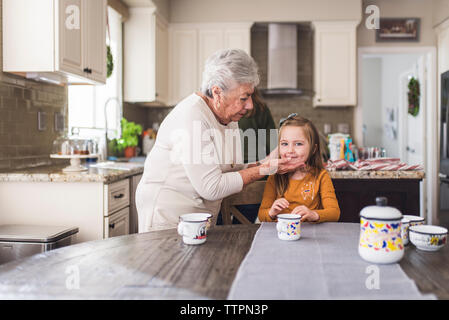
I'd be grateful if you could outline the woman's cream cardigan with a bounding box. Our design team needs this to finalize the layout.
[136,93,247,232]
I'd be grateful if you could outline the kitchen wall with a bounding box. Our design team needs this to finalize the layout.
[361,57,382,148]
[123,102,172,132]
[432,0,449,27]
[0,2,68,170]
[357,0,437,47]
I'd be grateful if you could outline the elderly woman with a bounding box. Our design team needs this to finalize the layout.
[136,49,303,232]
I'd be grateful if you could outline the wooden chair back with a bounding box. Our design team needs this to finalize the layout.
[220,180,266,225]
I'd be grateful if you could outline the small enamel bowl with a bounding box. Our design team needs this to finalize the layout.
[409,225,448,251]
[402,215,425,227]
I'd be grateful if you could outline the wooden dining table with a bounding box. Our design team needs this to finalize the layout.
[0,224,447,299]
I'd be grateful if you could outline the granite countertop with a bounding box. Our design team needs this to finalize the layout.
[328,170,425,180]
[0,163,424,183]
[0,163,145,184]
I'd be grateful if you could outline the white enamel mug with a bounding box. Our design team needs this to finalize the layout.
[177,213,210,245]
[276,214,301,241]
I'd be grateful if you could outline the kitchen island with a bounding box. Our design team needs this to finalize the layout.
[221,170,425,225]
[0,224,446,300]
[0,163,144,243]
[329,170,425,222]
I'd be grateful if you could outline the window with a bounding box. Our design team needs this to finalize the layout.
[68,7,123,143]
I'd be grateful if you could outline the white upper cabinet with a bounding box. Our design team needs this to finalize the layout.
[312,21,358,107]
[83,0,107,83]
[2,0,106,84]
[169,27,198,106]
[124,8,169,105]
[168,23,253,106]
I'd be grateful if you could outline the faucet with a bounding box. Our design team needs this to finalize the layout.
[104,97,122,160]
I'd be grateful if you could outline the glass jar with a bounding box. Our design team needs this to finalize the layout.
[52,135,70,155]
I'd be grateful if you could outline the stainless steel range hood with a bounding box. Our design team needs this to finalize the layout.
[262,23,303,95]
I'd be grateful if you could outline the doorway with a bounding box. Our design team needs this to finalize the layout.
[356,47,437,225]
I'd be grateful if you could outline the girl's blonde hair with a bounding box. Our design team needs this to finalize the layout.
[274,116,324,198]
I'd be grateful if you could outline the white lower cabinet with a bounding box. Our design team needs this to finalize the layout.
[0,176,137,244]
[104,207,130,238]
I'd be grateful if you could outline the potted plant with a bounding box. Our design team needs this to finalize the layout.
[115,118,143,158]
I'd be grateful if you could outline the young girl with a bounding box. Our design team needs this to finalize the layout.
[258,115,340,223]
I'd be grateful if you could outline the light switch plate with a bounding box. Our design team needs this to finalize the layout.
[38,111,47,131]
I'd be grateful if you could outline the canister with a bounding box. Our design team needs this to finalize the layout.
[359,197,404,264]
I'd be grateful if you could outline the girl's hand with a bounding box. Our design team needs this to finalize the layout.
[292,205,320,222]
[269,198,289,219]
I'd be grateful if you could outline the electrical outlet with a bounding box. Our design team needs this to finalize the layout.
[54,112,64,132]
[37,111,47,131]
[337,123,349,134]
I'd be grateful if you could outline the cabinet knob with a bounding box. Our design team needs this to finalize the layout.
[109,223,115,229]
[83,68,92,74]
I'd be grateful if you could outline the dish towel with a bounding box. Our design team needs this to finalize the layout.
[228,222,435,300]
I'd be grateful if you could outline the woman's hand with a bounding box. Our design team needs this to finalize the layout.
[292,205,320,222]
[269,198,289,219]
[259,158,306,176]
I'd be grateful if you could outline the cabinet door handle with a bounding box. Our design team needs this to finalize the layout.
[109,223,115,229]
[83,68,92,74]
[114,193,124,199]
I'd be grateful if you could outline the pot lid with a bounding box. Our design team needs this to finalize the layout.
[360,197,402,220]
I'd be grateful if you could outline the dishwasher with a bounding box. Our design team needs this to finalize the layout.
[0,225,79,265]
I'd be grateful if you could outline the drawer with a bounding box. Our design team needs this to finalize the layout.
[104,179,130,216]
[104,206,129,239]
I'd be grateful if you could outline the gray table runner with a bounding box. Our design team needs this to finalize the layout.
[228,222,435,300]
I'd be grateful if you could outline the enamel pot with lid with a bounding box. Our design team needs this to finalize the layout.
[358,197,404,264]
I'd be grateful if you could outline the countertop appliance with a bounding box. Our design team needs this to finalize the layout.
[0,225,79,265]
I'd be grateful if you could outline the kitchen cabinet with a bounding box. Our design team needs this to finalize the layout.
[168,23,252,106]
[129,174,142,234]
[332,178,422,223]
[312,21,358,107]
[0,175,137,243]
[124,8,169,105]
[2,0,106,85]
[104,207,130,238]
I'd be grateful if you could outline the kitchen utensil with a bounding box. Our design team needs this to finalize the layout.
[402,215,425,227]
[409,225,447,251]
[359,197,404,264]
[276,214,301,241]
[177,213,210,245]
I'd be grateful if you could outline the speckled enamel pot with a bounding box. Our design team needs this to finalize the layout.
[358,197,404,264]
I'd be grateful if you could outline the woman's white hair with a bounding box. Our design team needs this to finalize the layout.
[201,49,260,97]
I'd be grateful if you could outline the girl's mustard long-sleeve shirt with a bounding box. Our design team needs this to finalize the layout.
[258,169,340,223]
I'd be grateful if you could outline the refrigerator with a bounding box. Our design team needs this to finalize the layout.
[440,70,449,210]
